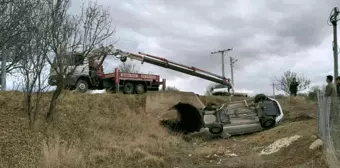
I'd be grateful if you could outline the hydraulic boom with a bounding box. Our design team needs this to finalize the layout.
[111,48,233,89]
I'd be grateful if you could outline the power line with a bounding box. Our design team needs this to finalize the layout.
[210,48,233,78]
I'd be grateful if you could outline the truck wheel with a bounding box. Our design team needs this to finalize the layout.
[254,93,267,103]
[76,79,89,93]
[135,84,145,94]
[260,116,276,128]
[120,56,127,62]
[123,82,134,94]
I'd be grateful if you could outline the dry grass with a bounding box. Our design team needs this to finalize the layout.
[276,96,317,122]
[0,91,195,168]
[0,92,327,168]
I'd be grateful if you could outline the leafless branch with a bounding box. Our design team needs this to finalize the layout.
[43,0,116,122]
[14,0,51,127]
[118,62,139,73]
[274,69,311,95]
[0,0,41,74]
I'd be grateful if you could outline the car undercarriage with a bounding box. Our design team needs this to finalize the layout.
[160,94,284,138]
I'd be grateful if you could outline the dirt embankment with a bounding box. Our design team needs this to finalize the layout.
[0,91,325,168]
[0,91,193,168]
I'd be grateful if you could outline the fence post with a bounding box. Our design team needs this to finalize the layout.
[115,68,120,93]
[317,90,322,137]
[325,97,330,149]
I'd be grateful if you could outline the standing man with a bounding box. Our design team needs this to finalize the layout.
[325,75,337,97]
[289,78,299,96]
[325,75,337,128]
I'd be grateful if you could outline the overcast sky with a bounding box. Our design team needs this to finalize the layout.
[7,0,340,95]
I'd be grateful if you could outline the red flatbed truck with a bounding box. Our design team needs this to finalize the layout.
[96,68,166,94]
[48,48,166,94]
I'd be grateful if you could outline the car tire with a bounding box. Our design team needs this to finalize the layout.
[135,83,146,94]
[254,93,267,103]
[208,124,224,134]
[123,82,134,94]
[76,79,89,93]
[260,116,276,128]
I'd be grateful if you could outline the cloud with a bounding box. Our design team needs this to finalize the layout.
[5,0,340,96]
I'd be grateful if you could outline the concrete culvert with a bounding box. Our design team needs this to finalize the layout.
[160,102,205,134]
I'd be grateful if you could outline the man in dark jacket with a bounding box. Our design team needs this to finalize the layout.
[289,78,299,96]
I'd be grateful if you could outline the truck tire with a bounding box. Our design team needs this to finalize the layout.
[76,79,89,93]
[254,93,267,103]
[120,56,127,62]
[260,116,276,128]
[123,82,134,94]
[135,83,145,94]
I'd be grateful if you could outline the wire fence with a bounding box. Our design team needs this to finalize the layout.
[316,90,340,167]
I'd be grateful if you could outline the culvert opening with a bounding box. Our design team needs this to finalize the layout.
[160,102,205,134]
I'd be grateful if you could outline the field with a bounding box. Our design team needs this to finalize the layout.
[0,91,327,168]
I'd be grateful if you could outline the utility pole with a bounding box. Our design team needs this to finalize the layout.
[330,7,339,78]
[272,82,276,98]
[229,57,238,87]
[211,48,233,78]
[229,56,238,87]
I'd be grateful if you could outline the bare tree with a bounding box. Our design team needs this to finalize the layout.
[165,86,179,91]
[15,0,52,127]
[44,0,115,122]
[275,69,311,95]
[0,1,40,90]
[118,62,139,73]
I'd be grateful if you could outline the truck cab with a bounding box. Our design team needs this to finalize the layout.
[48,53,93,91]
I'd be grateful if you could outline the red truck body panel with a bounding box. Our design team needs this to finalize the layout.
[102,72,160,82]
[94,64,160,82]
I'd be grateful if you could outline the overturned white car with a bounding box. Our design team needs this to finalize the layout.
[160,94,284,138]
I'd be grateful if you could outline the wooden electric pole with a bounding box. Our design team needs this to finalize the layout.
[229,56,238,87]
[272,82,276,98]
[211,48,233,78]
[330,7,339,78]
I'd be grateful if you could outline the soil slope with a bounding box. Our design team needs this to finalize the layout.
[0,91,325,168]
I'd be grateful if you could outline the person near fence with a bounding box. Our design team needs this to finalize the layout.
[325,75,337,128]
[325,75,337,97]
[289,78,299,96]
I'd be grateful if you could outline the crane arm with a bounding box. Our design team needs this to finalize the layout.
[111,48,233,89]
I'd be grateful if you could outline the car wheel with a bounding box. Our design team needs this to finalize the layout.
[260,116,276,128]
[123,82,134,94]
[209,125,224,134]
[254,93,267,103]
[135,83,146,94]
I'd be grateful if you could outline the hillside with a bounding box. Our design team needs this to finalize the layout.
[0,91,326,168]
